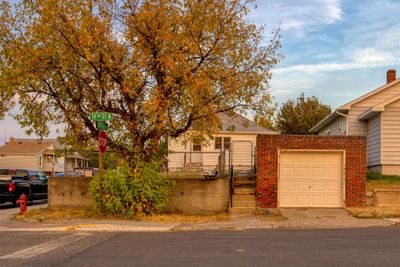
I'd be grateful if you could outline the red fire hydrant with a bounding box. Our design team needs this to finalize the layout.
[16,193,28,215]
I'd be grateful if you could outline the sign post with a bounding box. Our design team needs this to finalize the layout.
[98,131,107,214]
[89,112,112,214]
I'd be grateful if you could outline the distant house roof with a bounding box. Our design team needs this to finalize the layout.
[217,113,277,134]
[0,139,54,154]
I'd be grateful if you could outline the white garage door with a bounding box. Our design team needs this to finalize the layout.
[279,151,343,208]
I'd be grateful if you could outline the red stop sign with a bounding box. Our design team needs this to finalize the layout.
[98,131,107,153]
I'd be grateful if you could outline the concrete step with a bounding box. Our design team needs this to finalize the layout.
[233,194,255,202]
[234,180,256,187]
[234,176,256,182]
[232,201,256,208]
[229,207,255,214]
[234,187,256,195]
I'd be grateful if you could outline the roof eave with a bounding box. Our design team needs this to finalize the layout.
[340,78,400,109]
[309,112,341,133]
[358,108,380,121]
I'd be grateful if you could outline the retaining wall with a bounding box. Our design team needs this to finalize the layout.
[163,178,229,215]
[366,189,400,207]
[48,176,229,214]
[48,176,93,209]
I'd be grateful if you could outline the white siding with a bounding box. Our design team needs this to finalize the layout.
[319,116,347,136]
[353,82,400,107]
[167,137,190,169]
[367,114,381,166]
[381,99,400,164]
[347,106,368,136]
[168,132,257,171]
[0,154,38,170]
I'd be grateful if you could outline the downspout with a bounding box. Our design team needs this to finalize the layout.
[335,110,349,135]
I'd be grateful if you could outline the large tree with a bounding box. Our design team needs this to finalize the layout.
[0,0,280,168]
[276,93,331,134]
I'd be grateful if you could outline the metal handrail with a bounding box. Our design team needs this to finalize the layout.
[229,165,234,208]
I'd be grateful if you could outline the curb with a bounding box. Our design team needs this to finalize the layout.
[0,224,176,232]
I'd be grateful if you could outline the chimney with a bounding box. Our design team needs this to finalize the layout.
[387,69,396,84]
[9,137,14,144]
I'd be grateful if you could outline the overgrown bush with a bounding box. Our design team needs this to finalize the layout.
[90,163,175,218]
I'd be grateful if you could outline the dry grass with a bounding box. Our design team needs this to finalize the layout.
[142,213,230,223]
[14,208,97,223]
[366,182,400,191]
[14,208,230,224]
[346,207,400,218]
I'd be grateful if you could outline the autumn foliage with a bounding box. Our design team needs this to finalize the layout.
[0,0,280,164]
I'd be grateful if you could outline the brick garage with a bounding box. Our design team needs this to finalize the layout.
[257,135,366,208]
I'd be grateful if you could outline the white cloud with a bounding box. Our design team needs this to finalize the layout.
[251,0,343,37]
[323,0,342,23]
[274,47,398,74]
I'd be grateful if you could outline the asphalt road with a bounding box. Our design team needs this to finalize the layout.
[1,228,400,267]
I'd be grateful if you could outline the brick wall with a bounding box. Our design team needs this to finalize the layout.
[257,135,366,208]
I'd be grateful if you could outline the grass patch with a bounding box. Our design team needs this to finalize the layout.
[14,208,230,224]
[347,207,400,218]
[366,172,400,190]
[14,208,98,223]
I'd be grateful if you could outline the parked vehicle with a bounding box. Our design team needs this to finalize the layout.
[0,169,48,205]
[54,172,84,177]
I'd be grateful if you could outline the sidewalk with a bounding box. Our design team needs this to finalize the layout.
[0,208,395,232]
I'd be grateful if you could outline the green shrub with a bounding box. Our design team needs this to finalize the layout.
[367,172,400,183]
[90,163,175,218]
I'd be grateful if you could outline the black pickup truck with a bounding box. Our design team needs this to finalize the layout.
[0,169,48,205]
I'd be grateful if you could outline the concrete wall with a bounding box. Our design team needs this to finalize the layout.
[366,189,400,207]
[48,176,93,209]
[163,178,230,215]
[48,176,229,214]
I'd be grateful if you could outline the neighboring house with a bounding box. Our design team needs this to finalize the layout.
[310,69,400,175]
[167,113,277,172]
[0,137,89,175]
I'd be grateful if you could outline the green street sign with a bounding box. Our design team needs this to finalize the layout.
[90,112,113,121]
[97,121,109,131]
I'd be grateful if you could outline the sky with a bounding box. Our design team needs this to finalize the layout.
[1,0,400,144]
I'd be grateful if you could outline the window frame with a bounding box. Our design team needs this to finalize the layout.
[192,139,202,151]
[224,137,231,150]
[215,137,222,149]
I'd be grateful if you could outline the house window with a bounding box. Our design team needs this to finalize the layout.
[215,137,222,149]
[46,155,53,163]
[193,139,202,151]
[224,137,231,149]
[0,154,5,158]
[39,156,42,167]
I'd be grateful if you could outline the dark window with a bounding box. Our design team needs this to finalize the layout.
[193,139,202,151]
[224,137,231,149]
[215,137,222,149]
[46,155,53,163]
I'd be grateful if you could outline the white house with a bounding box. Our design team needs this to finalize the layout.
[0,137,89,175]
[310,69,400,175]
[167,113,277,173]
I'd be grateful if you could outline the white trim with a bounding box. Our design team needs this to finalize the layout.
[277,149,345,208]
